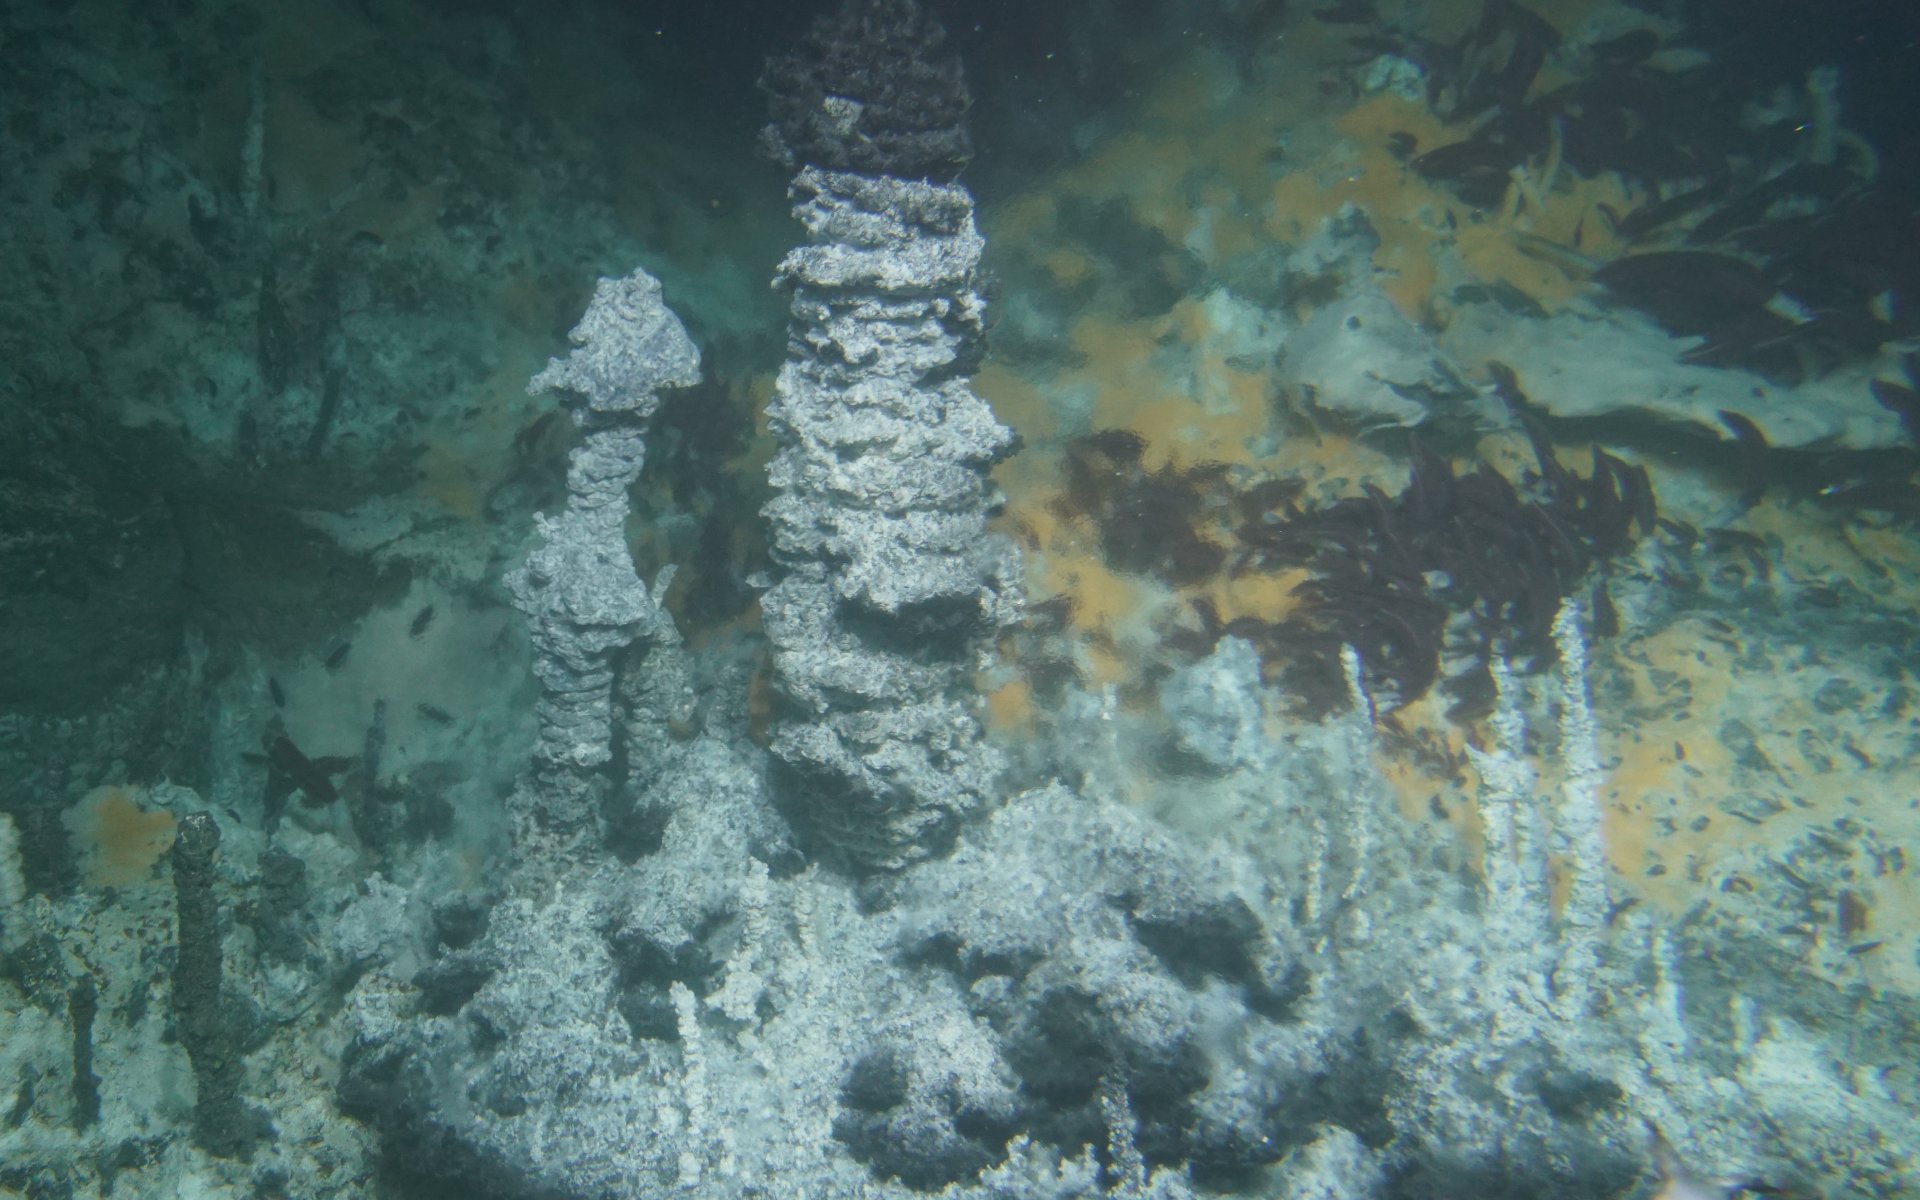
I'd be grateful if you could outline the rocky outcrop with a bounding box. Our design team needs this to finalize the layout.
[759,166,1020,870]
[505,268,701,843]
[757,0,1020,871]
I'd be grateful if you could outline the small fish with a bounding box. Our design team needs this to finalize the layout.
[1236,477,1307,523]
[324,642,352,672]
[416,702,454,726]
[1837,890,1870,937]
[1819,480,1920,519]
[1591,580,1620,638]
[409,605,436,638]
[1868,378,1920,447]
[1594,27,1660,63]
[263,733,352,807]
[1656,517,1700,551]
[1312,0,1374,22]
[268,676,286,708]
[1717,410,1771,513]
[513,411,560,460]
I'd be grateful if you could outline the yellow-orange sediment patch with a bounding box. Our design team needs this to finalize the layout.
[66,785,178,888]
[985,678,1035,734]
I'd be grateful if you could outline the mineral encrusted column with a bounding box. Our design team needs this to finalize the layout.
[506,268,701,844]
[171,813,258,1157]
[758,0,1021,869]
